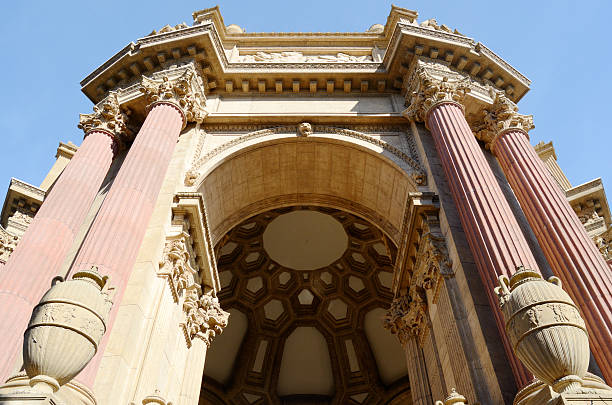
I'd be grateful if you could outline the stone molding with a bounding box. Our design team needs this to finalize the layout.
[471,90,534,150]
[81,6,530,105]
[402,59,470,124]
[184,125,426,187]
[140,64,207,128]
[0,178,45,235]
[78,91,132,149]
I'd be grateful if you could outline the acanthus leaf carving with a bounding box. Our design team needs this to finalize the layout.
[384,294,412,346]
[159,232,201,303]
[140,66,208,127]
[160,225,228,349]
[384,291,428,346]
[78,91,132,148]
[0,225,19,265]
[181,290,229,347]
[403,60,471,124]
[472,89,534,149]
[410,232,453,305]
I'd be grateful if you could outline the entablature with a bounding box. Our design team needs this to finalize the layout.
[80,5,530,116]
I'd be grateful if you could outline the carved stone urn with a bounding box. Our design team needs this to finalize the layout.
[495,267,589,394]
[23,266,113,393]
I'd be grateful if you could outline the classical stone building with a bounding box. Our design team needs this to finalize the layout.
[0,5,611,405]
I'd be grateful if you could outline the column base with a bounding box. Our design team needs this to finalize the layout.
[0,373,96,405]
[548,391,612,405]
[515,373,612,405]
[0,393,61,405]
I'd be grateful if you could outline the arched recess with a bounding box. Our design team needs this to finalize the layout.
[195,134,420,246]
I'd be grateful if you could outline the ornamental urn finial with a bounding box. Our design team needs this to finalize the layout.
[495,266,589,394]
[435,388,468,405]
[22,267,113,393]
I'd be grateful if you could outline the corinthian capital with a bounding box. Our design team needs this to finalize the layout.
[78,92,132,147]
[472,89,534,149]
[384,293,428,346]
[140,66,208,127]
[181,290,229,347]
[403,60,471,123]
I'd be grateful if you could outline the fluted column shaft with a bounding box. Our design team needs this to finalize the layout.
[493,129,612,382]
[426,102,537,386]
[0,130,117,382]
[404,337,433,405]
[68,103,184,385]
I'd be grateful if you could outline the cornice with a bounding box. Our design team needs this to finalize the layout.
[566,178,604,199]
[80,6,531,109]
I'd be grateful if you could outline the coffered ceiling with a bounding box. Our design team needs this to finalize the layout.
[201,206,411,405]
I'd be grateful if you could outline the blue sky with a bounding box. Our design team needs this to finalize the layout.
[0,1,610,194]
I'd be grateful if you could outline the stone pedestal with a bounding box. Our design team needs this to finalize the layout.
[0,372,96,405]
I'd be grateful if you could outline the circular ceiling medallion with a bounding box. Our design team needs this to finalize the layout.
[263,210,348,270]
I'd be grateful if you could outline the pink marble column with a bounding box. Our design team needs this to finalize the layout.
[493,128,612,382]
[68,101,184,386]
[0,129,118,382]
[426,101,538,386]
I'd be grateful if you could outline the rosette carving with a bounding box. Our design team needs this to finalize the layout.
[140,67,207,127]
[78,92,131,148]
[403,62,470,123]
[472,90,534,150]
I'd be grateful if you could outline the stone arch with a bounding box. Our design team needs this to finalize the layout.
[196,132,420,245]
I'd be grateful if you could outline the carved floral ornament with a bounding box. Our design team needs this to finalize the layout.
[78,91,132,149]
[472,89,535,150]
[385,228,452,346]
[0,226,19,265]
[140,67,208,128]
[402,62,471,124]
[159,231,228,348]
